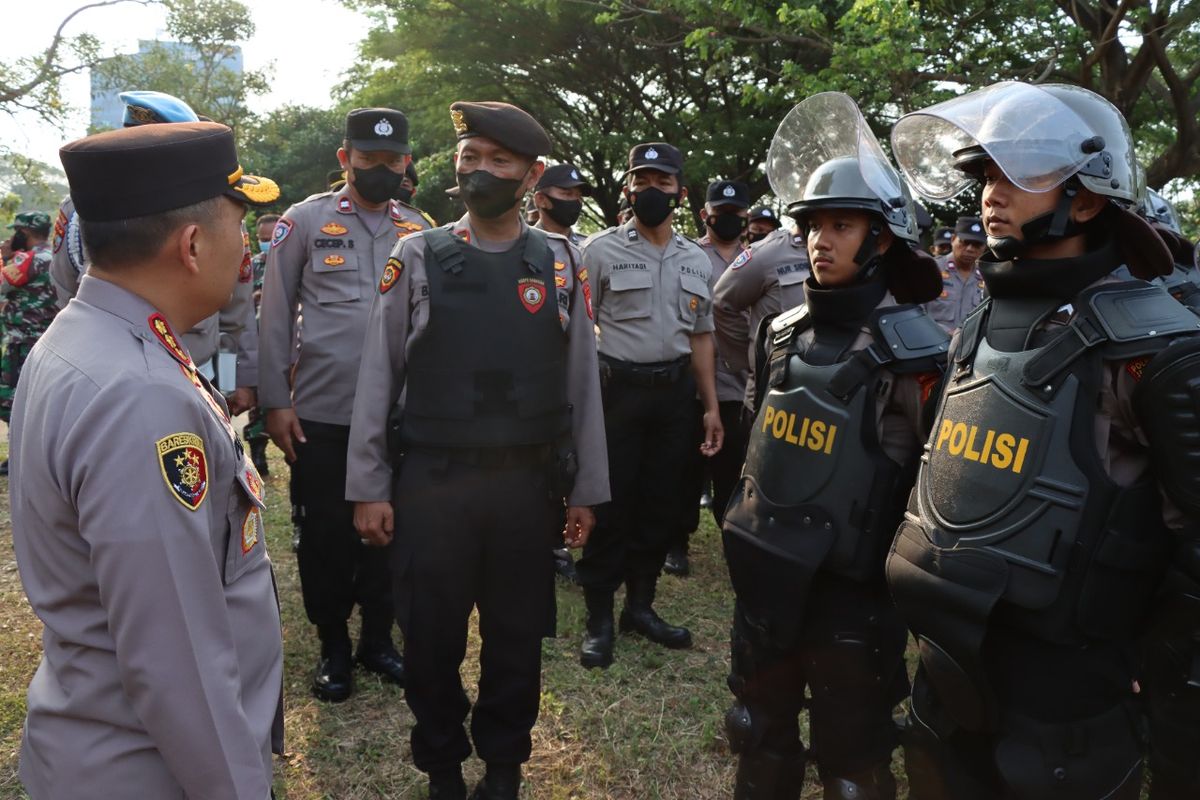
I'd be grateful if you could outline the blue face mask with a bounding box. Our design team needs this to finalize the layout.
[258,240,271,253]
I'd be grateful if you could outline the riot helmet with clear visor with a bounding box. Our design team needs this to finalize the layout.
[767,92,939,302]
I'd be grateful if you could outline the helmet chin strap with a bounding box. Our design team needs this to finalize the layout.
[852,221,884,280]
[987,182,1086,260]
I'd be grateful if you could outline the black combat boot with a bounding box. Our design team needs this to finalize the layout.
[823,761,896,800]
[429,767,467,800]
[663,543,690,576]
[553,547,578,583]
[580,588,615,669]
[356,637,405,686]
[734,749,807,800]
[619,574,692,648]
[469,763,521,800]
[312,626,354,702]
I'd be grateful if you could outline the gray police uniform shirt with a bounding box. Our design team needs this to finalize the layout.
[534,220,585,247]
[698,233,749,403]
[10,275,282,800]
[712,226,810,407]
[582,219,715,363]
[925,253,985,333]
[346,214,610,508]
[259,186,434,425]
[50,200,257,381]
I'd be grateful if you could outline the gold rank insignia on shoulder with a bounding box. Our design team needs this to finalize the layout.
[380,257,402,294]
[147,313,193,369]
[157,432,209,510]
[451,108,468,135]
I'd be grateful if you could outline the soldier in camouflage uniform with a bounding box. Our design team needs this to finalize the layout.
[1,212,59,434]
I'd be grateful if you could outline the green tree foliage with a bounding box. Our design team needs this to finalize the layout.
[0,1,151,123]
[90,0,268,133]
[345,0,1199,228]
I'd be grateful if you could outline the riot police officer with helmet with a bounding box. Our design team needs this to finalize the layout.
[722,92,948,800]
[887,80,1200,799]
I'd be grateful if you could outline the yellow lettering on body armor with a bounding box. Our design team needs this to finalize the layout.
[760,405,838,455]
[934,418,1032,474]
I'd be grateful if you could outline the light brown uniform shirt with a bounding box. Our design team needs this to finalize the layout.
[259,186,434,424]
[698,233,749,403]
[11,275,282,800]
[583,219,714,363]
[346,214,610,508]
[713,226,810,407]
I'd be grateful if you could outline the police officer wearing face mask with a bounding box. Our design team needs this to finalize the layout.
[668,180,752,575]
[533,163,591,246]
[575,142,725,669]
[346,100,609,800]
[888,80,1200,800]
[259,107,433,703]
[747,206,783,244]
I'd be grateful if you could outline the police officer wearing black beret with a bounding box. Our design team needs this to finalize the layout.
[347,100,609,800]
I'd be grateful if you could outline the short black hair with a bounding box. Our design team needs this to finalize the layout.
[256,213,281,229]
[80,196,224,270]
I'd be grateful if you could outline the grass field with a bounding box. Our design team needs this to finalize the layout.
[0,443,772,800]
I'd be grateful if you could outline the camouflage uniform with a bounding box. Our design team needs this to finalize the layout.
[1,241,58,421]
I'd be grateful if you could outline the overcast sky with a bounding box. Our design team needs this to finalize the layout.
[1,0,371,169]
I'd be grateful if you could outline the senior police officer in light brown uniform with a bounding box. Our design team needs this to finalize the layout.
[575,142,724,670]
[924,215,987,333]
[12,121,283,800]
[713,216,811,416]
[347,101,608,800]
[259,107,433,702]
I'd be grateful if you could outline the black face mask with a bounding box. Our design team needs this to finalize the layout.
[707,212,747,243]
[542,197,583,228]
[394,186,415,204]
[457,169,526,219]
[9,231,28,251]
[350,163,405,205]
[629,187,679,227]
[747,231,769,244]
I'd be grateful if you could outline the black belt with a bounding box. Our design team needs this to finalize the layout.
[599,354,689,387]
[405,443,554,468]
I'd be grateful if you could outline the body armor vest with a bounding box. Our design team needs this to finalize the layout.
[402,227,570,448]
[722,296,947,646]
[1158,264,1200,312]
[887,280,1199,732]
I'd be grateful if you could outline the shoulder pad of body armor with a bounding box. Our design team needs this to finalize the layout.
[1087,281,1200,344]
[870,304,950,367]
[769,302,810,335]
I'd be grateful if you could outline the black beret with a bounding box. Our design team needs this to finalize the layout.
[706,180,750,208]
[954,216,986,242]
[537,163,591,195]
[748,206,782,227]
[59,122,278,222]
[345,108,410,154]
[450,101,551,158]
[626,142,684,176]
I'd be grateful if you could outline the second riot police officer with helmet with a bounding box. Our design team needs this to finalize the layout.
[887,80,1200,799]
[721,93,948,800]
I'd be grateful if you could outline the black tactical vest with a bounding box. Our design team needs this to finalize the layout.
[1159,264,1200,312]
[401,227,570,448]
[723,300,948,584]
[887,280,1200,731]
